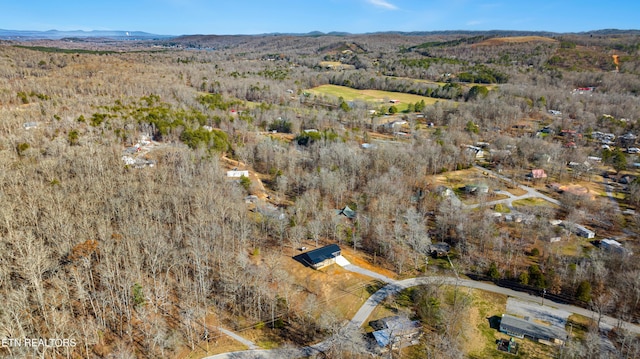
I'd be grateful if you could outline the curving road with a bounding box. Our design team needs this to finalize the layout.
[204,262,640,359]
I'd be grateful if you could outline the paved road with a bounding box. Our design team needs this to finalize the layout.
[217,327,259,350]
[204,263,640,359]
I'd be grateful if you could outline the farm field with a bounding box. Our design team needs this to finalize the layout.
[307,84,450,112]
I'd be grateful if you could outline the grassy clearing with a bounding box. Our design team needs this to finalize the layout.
[464,289,557,359]
[466,289,508,357]
[308,84,449,112]
[476,36,557,46]
[512,197,548,207]
[277,248,382,321]
[505,187,528,196]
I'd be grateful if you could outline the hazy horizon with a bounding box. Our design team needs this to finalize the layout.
[3,0,638,36]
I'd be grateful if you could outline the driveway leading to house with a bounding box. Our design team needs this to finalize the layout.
[203,261,640,359]
[217,327,259,350]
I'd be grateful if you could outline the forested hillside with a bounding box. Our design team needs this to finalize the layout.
[0,31,639,358]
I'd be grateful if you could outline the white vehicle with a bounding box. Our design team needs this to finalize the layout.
[627,147,640,154]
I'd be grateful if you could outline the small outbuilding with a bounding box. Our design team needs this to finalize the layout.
[296,244,341,269]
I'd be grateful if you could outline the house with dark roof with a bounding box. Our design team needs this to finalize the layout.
[499,314,566,346]
[295,244,341,269]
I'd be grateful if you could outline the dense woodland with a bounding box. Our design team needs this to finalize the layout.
[0,31,640,358]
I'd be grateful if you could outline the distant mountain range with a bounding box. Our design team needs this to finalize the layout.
[1,28,638,41]
[0,29,174,40]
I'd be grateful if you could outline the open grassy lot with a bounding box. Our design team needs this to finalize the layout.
[513,197,551,207]
[475,36,558,46]
[465,289,558,359]
[307,84,450,112]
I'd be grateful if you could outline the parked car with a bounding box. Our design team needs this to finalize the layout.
[627,147,640,154]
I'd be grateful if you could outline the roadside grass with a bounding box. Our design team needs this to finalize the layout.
[566,314,593,341]
[307,84,449,112]
[504,187,528,196]
[494,203,511,213]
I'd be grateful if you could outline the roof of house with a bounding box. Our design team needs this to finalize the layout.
[601,238,622,247]
[337,205,357,219]
[298,244,341,266]
[370,316,421,347]
[529,169,547,178]
[500,314,566,341]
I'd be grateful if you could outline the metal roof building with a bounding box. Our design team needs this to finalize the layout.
[296,244,341,269]
[499,314,566,345]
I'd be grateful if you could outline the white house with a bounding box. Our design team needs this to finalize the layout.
[227,170,250,178]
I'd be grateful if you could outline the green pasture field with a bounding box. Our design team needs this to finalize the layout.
[307,84,450,112]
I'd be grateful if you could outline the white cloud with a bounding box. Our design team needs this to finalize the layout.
[366,0,398,10]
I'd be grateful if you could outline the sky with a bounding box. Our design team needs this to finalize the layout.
[1,0,638,36]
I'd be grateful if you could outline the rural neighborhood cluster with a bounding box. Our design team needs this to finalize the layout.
[0,28,639,359]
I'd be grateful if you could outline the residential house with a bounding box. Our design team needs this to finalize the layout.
[337,205,357,219]
[527,169,547,179]
[296,244,341,269]
[369,316,422,350]
[561,222,595,239]
[255,204,286,220]
[465,145,485,159]
[575,224,595,239]
[499,314,566,346]
[227,170,250,178]
[600,239,632,256]
[618,133,637,148]
[428,242,451,257]
[23,122,38,130]
[463,183,489,195]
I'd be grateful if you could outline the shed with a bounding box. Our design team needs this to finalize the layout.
[296,244,341,269]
